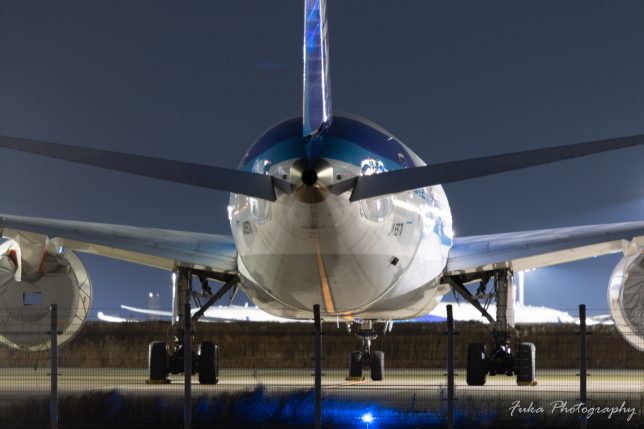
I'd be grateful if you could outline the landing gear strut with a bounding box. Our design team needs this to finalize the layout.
[147,267,235,385]
[347,320,389,381]
[445,269,536,386]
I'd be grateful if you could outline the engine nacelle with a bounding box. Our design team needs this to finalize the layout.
[0,232,92,351]
[608,250,644,352]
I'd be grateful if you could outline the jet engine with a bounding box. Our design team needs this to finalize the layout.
[608,247,644,352]
[0,231,92,351]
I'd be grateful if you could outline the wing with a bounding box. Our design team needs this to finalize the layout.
[97,312,130,323]
[446,221,644,275]
[0,213,236,280]
[120,305,174,318]
[120,304,238,322]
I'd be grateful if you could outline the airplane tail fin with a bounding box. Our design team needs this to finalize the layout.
[302,0,332,137]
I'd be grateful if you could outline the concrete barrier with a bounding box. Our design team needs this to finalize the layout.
[0,321,641,369]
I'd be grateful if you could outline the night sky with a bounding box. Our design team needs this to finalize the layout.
[1,1,644,317]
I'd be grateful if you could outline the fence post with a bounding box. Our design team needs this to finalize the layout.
[579,304,587,429]
[446,304,455,429]
[313,304,322,429]
[184,303,192,429]
[50,304,58,429]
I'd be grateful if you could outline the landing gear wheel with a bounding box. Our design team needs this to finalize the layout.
[370,350,384,381]
[148,341,168,383]
[515,342,537,386]
[348,351,363,380]
[466,343,487,386]
[198,341,219,385]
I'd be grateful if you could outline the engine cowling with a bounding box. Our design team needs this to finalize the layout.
[608,249,644,352]
[0,232,92,351]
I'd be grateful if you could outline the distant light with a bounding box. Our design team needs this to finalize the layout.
[149,292,154,298]
[361,412,374,424]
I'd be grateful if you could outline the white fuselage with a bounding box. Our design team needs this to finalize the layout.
[227,114,455,321]
[229,159,453,320]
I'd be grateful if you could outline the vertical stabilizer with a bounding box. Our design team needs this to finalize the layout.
[302,0,332,137]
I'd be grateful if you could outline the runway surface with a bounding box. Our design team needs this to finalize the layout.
[1,368,642,402]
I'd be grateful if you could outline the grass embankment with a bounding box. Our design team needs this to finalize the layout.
[2,387,318,428]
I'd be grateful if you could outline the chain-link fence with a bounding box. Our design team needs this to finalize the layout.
[0,304,642,428]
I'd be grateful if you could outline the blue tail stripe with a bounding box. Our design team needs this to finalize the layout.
[302,0,332,136]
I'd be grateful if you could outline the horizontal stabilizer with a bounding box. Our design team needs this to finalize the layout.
[347,133,644,201]
[0,135,288,201]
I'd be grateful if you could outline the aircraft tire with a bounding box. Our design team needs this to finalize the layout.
[370,350,384,381]
[198,341,219,385]
[466,343,487,386]
[515,342,536,386]
[349,351,363,378]
[148,341,168,382]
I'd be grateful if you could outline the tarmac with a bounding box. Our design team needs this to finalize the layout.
[1,367,642,400]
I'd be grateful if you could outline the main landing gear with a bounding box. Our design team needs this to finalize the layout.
[444,269,537,387]
[147,267,237,385]
[346,320,392,381]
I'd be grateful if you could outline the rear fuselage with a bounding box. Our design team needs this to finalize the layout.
[229,114,453,320]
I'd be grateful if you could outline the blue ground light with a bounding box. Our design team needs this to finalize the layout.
[192,385,450,427]
[15,386,609,428]
[361,412,374,424]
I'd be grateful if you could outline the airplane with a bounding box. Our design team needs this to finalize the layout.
[102,285,599,325]
[1,0,644,385]
[116,302,302,323]
[97,311,132,324]
[411,302,578,325]
[103,302,579,325]
[408,301,610,325]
